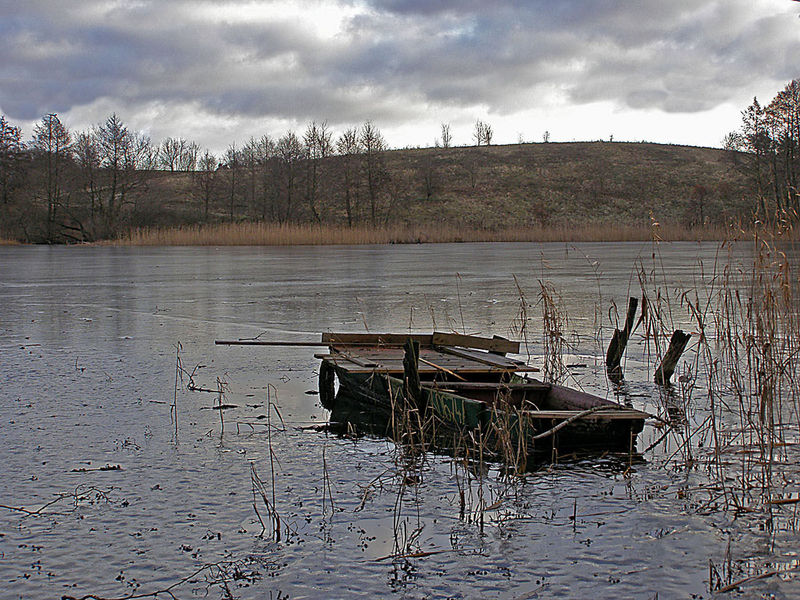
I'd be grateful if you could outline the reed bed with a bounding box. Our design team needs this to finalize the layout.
[111,221,743,246]
[640,220,800,511]
[616,213,800,592]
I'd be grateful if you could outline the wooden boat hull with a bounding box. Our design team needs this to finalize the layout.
[327,364,645,453]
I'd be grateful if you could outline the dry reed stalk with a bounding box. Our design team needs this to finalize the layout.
[215,376,226,434]
[172,342,182,439]
[384,377,430,559]
[105,221,764,247]
[537,280,569,384]
[640,211,800,523]
[321,444,335,517]
[250,462,281,541]
[246,385,287,541]
[510,275,531,361]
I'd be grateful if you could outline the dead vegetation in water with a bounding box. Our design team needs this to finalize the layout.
[613,211,800,594]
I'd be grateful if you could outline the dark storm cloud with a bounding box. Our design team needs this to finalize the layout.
[0,0,797,141]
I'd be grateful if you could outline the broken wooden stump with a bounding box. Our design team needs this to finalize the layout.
[606,297,639,382]
[654,329,691,385]
[403,338,422,408]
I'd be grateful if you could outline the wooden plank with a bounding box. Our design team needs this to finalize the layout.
[520,409,648,420]
[321,332,520,354]
[424,382,551,391]
[436,345,528,369]
[318,355,536,374]
[322,333,433,346]
[418,357,467,381]
[320,347,519,370]
[331,349,379,368]
[217,340,331,346]
[432,332,519,354]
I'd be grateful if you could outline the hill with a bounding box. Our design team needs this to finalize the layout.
[0,140,755,243]
[150,141,753,229]
[386,141,751,228]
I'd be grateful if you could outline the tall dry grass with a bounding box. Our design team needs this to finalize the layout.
[634,211,800,519]
[111,221,745,246]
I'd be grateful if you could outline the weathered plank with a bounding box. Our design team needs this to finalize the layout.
[217,340,330,346]
[432,332,519,354]
[521,409,649,420]
[424,381,551,391]
[322,333,433,346]
[436,345,529,370]
[317,356,538,374]
[403,338,422,407]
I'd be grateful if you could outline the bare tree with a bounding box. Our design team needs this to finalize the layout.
[242,137,259,218]
[256,134,276,221]
[483,122,493,146]
[473,119,492,146]
[275,131,303,223]
[223,143,241,222]
[95,113,152,234]
[542,130,550,143]
[179,141,199,172]
[303,121,333,222]
[194,150,218,221]
[722,131,743,151]
[336,127,361,226]
[31,113,72,241]
[159,137,185,172]
[440,123,452,148]
[74,131,100,234]
[0,115,25,207]
[359,121,388,226]
[420,154,438,200]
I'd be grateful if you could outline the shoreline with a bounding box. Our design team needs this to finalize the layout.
[3,221,790,247]
[105,222,749,246]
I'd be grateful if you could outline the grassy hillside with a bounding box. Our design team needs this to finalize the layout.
[380,141,752,228]
[151,141,752,230]
[0,140,756,243]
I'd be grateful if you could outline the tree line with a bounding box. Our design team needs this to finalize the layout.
[1,111,465,242]
[3,84,791,243]
[724,79,800,218]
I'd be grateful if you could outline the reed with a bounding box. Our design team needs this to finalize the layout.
[627,209,800,563]
[108,221,754,246]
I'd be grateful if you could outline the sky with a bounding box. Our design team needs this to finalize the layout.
[1,0,798,154]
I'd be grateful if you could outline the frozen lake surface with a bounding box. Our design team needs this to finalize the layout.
[1,242,797,599]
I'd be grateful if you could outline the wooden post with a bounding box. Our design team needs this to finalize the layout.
[403,338,422,408]
[606,297,638,381]
[654,330,691,385]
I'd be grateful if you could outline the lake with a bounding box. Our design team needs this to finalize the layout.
[2,242,797,599]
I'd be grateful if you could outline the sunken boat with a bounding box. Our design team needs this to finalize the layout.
[314,332,648,453]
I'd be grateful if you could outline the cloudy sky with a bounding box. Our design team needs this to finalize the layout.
[1,0,798,153]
